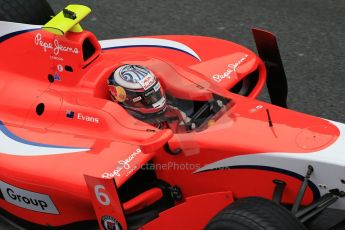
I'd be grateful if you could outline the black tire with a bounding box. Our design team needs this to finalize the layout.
[206,197,306,230]
[0,0,54,24]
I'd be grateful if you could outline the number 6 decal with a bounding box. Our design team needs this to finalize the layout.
[95,185,110,205]
[84,175,128,230]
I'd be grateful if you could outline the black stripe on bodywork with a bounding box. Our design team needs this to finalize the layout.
[0,29,38,43]
[197,165,321,200]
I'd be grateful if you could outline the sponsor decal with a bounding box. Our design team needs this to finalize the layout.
[0,180,59,214]
[144,82,161,97]
[101,215,122,230]
[133,96,142,103]
[66,110,75,119]
[65,110,100,124]
[77,113,100,124]
[57,64,63,72]
[212,54,249,83]
[138,74,155,90]
[152,96,166,109]
[109,86,126,103]
[102,149,142,178]
[108,86,116,100]
[144,89,155,97]
[250,105,264,113]
[54,72,61,81]
[153,82,161,92]
[50,55,63,61]
[34,33,79,55]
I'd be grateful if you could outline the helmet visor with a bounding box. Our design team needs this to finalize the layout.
[125,82,166,109]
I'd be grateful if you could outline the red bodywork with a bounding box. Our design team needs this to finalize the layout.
[0,21,341,229]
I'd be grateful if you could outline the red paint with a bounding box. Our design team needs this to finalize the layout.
[0,22,340,229]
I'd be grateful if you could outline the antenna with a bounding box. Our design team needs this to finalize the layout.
[266,109,273,127]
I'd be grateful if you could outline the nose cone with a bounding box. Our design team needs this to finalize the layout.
[306,120,345,165]
[295,124,339,150]
[195,119,345,209]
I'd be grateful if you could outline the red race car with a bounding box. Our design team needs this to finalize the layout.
[0,3,344,230]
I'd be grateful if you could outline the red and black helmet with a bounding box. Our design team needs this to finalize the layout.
[107,64,167,120]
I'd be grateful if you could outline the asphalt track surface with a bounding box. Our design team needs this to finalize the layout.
[1,0,345,229]
[49,0,344,123]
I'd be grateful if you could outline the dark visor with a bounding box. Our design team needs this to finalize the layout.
[125,83,164,108]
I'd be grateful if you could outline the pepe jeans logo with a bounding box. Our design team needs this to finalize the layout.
[212,54,249,83]
[102,149,142,178]
[35,33,79,55]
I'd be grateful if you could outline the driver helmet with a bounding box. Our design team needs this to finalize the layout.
[107,64,167,120]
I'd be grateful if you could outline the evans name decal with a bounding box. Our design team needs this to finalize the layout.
[78,113,100,124]
[0,180,59,214]
[66,111,100,124]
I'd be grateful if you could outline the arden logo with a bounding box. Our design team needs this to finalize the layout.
[101,215,122,230]
[0,180,59,214]
[212,54,249,83]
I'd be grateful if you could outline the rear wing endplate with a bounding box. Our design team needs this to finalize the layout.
[84,175,128,230]
[43,4,91,35]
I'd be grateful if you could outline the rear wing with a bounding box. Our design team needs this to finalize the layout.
[43,4,91,35]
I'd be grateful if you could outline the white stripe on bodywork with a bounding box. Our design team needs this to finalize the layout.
[195,120,345,210]
[0,21,40,38]
[100,38,202,61]
[0,127,89,156]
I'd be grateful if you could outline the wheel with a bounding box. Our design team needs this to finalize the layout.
[206,197,306,230]
[0,0,54,24]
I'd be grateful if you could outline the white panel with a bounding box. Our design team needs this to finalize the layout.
[100,37,201,61]
[0,21,40,38]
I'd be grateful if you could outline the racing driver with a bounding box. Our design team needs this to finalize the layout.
[107,64,191,132]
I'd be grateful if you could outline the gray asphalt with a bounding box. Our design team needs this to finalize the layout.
[50,0,345,123]
[1,0,345,229]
